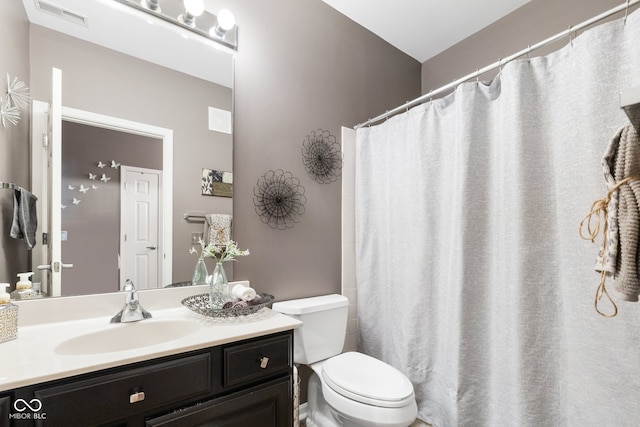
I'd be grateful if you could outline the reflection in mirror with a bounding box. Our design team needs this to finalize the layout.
[61,121,164,296]
[6,0,235,297]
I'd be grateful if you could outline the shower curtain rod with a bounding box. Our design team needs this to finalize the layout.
[355,0,639,129]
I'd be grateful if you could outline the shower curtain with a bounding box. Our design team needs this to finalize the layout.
[355,10,640,427]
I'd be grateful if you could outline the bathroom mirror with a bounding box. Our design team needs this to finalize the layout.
[12,0,234,297]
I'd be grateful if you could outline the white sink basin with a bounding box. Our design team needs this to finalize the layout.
[54,320,201,355]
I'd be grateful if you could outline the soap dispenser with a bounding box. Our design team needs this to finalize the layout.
[0,283,18,343]
[11,272,40,300]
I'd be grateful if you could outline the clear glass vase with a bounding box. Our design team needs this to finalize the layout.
[191,257,208,287]
[210,262,229,311]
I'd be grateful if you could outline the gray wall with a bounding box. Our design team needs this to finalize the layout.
[28,25,233,285]
[422,0,633,94]
[0,1,30,283]
[231,0,421,301]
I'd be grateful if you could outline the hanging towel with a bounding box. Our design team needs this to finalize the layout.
[204,214,232,247]
[9,187,38,250]
[597,124,640,301]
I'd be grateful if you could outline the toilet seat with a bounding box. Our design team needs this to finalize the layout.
[321,352,415,408]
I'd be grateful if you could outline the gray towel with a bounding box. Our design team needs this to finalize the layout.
[204,214,232,247]
[598,125,640,301]
[10,187,37,250]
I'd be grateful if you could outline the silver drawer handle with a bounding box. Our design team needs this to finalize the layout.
[260,356,269,369]
[129,391,145,404]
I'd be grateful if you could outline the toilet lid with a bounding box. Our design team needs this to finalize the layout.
[321,352,414,408]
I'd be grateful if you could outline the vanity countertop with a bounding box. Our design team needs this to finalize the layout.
[0,283,301,392]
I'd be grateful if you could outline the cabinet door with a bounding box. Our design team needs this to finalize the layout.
[146,376,292,427]
[0,395,10,427]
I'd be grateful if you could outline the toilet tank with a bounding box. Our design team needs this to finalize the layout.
[272,294,349,364]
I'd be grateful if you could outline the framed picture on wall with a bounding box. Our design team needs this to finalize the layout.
[202,168,233,197]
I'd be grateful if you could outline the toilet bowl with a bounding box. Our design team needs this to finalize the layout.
[272,294,417,427]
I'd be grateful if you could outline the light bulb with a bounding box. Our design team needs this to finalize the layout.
[210,9,235,39]
[216,9,235,31]
[183,0,204,17]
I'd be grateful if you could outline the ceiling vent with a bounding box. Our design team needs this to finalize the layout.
[34,0,89,26]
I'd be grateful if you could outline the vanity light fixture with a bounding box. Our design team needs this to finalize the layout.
[141,0,160,12]
[116,0,238,50]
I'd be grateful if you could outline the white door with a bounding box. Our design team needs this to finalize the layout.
[120,166,162,289]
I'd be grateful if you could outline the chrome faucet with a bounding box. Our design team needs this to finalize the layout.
[110,279,152,323]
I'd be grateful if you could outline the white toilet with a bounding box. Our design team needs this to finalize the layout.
[272,294,417,427]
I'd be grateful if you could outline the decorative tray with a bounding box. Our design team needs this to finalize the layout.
[181,292,274,318]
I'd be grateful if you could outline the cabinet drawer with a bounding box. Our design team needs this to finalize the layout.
[146,376,292,427]
[34,352,212,427]
[224,334,291,388]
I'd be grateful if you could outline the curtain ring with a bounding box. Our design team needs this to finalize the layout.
[498,58,503,74]
[476,69,480,83]
[429,90,433,102]
[624,0,630,25]
[568,26,574,47]
[527,45,531,60]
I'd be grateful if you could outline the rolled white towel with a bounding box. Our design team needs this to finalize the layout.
[232,284,257,301]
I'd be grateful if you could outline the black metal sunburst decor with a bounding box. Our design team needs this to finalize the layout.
[253,170,307,230]
[301,129,343,184]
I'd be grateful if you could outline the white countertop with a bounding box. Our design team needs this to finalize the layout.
[0,283,301,391]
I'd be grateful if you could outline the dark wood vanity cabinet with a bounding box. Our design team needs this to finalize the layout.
[1,394,12,427]
[8,331,293,427]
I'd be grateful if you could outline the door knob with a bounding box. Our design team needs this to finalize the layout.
[146,246,157,250]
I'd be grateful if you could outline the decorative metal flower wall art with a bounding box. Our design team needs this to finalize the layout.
[253,170,306,230]
[0,73,30,128]
[301,129,343,184]
[0,99,19,127]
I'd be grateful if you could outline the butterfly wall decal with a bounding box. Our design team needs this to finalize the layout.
[97,161,106,168]
[100,174,111,183]
[79,185,89,194]
[89,173,97,180]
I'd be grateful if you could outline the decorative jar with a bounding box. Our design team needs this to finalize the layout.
[191,257,208,287]
[210,262,230,311]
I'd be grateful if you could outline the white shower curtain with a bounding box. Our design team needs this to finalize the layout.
[355,10,640,427]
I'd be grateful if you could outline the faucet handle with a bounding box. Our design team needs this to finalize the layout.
[110,279,152,323]
[123,279,142,309]
[122,279,136,293]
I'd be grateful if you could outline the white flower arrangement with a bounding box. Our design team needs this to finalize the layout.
[190,239,250,263]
